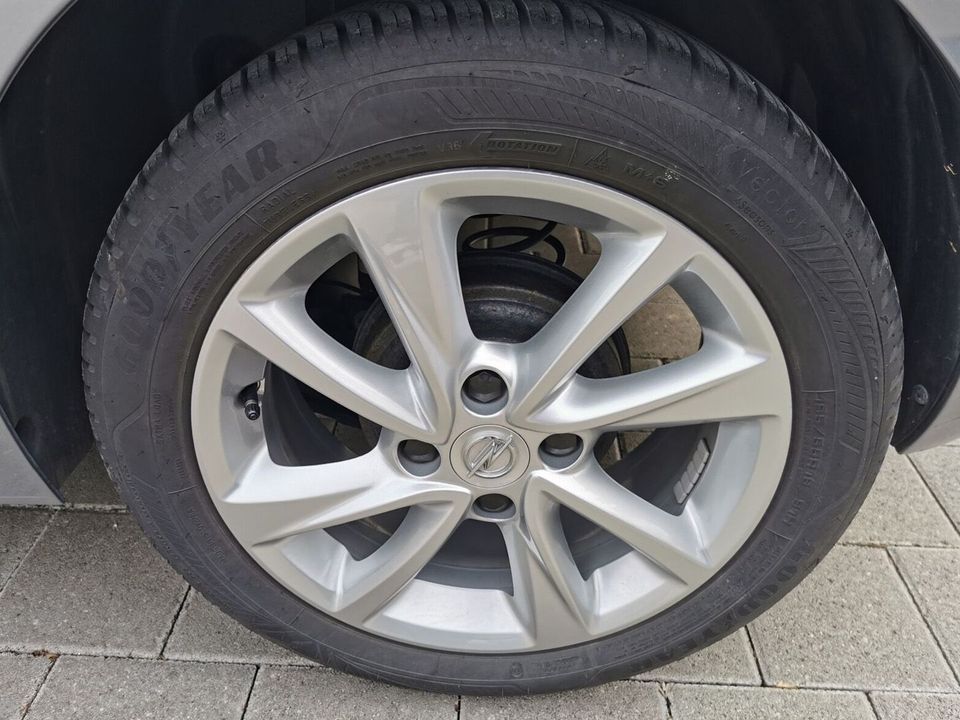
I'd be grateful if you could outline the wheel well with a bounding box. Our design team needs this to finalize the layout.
[1,0,956,489]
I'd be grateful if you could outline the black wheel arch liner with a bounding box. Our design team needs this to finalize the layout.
[0,0,957,501]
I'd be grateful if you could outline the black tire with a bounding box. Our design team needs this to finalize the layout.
[83,0,903,695]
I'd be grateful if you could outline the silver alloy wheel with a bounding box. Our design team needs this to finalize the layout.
[191,169,792,653]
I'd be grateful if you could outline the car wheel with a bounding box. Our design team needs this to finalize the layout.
[83,0,903,694]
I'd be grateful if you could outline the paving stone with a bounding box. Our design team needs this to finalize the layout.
[597,436,621,467]
[0,512,187,657]
[630,358,664,372]
[581,231,602,255]
[890,547,960,675]
[460,682,666,719]
[0,510,49,591]
[871,691,960,720]
[657,286,687,306]
[164,590,309,665]
[636,629,761,685]
[910,447,960,529]
[25,656,253,720]
[667,684,874,720]
[244,667,457,719]
[843,450,959,547]
[558,231,599,279]
[619,431,652,456]
[622,298,700,361]
[749,545,957,691]
[0,654,50,720]
[59,449,121,507]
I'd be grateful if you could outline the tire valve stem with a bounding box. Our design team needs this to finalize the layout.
[239,383,262,421]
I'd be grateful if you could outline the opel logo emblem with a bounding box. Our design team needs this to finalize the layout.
[465,434,516,479]
[451,425,530,488]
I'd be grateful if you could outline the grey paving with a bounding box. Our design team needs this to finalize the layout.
[0,510,49,590]
[843,449,959,547]
[630,358,663,373]
[749,545,957,691]
[460,682,666,719]
[245,667,457,719]
[911,447,960,530]
[580,229,602,256]
[0,654,49,720]
[0,512,187,657]
[622,296,700,362]
[560,229,600,279]
[667,684,875,720]
[1,424,960,715]
[636,629,761,686]
[891,547,960,675]
[59,450,121,507]
[164,590,310,666]
[871,691,960,720]
[25,656,253,720]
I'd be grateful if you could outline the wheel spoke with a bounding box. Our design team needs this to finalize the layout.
[333,501,470,622]
[219,445,470,547]
[221,445,471,623]
[342,179,476,425]
[522,334,787,433]
[512,229,699,418]
[501,509,591,641]
[534,463,711,585]
[215,295,440,440]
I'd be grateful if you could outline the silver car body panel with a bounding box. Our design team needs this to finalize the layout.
[895,0,960,452]
[0,0,77,504]
[0,0,956,502]
[0,415,59,504]
[0,0,72,101]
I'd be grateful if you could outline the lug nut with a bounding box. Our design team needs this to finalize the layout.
[399,440,440,464]
[539,434,584,469]
[475,494,514,516]
[463,370,506,404]
[541,434,581,457]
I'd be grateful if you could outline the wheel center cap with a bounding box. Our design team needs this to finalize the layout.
[450,425,530,489]
[466,434,515,479]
